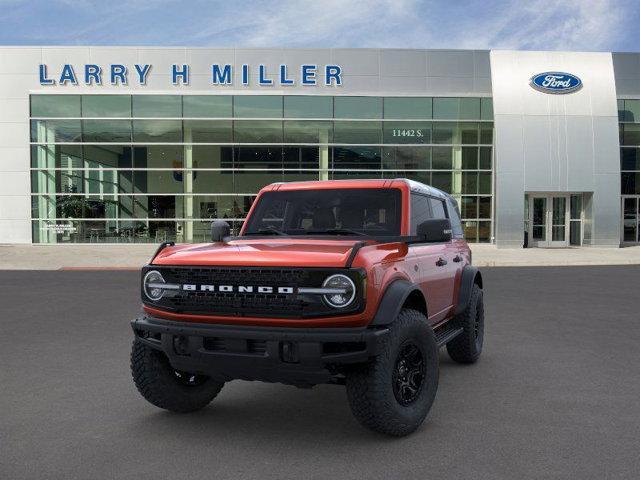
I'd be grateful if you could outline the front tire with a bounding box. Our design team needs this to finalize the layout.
[345,309,439,436]
[131,340,224,413]
[447,283,484,364]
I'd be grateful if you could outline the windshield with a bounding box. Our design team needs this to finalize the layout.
[243,188,402,237]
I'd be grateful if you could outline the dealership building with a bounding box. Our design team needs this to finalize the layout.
[0,47,639,248]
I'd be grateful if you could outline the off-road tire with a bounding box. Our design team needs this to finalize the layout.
[447,283,484,364]
[345,309,439,436]
[131,340,224,413]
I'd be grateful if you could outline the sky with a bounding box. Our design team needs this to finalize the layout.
[0,0,638,52]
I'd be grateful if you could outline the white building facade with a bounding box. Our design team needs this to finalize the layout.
[0,47,638,247]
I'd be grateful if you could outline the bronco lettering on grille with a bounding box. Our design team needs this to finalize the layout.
[181,284,295,294]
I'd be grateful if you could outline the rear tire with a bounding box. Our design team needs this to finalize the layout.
[345,309,439,436]
[447,283,484,364]
[131,340,224,413]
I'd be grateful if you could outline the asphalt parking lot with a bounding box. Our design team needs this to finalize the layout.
[1,266,639,480]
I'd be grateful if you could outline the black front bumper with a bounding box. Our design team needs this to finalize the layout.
[131,316,389,387]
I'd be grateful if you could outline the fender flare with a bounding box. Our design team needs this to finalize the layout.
[455,266,483,315]
[370,279,425,326]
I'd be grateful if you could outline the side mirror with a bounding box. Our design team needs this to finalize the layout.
[417,218,452,243]
[211,220,230,242]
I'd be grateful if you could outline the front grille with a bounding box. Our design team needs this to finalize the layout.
[203,337,267,356]
[143,266,364,319]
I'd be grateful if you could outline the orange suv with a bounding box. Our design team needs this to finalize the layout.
[131,179,484,436]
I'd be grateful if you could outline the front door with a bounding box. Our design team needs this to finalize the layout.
[528,194,570,248]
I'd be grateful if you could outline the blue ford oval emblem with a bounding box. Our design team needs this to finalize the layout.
[530,72,582,94]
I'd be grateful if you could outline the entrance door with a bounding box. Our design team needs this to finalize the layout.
[622,196,639,244]
[528,194,570,247]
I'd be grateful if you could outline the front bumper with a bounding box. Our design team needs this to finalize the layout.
[131,316,389,387]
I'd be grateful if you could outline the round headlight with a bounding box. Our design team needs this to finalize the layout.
[143,270,166,301]
[322,274,356,308]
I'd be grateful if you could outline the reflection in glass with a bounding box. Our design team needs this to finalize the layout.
[183,96,232,117]
[82,120,131,142]
[284,96,332,118]
[234,120,283,143]
[83,95,131,117]
[133,120,182,142]
[234,96,282,118]
[384,97,432,119]
[132,95,181,117]
[334,97,382,119]
[31,120,82,143]
[333,121,381,144]
[31,95,81,117]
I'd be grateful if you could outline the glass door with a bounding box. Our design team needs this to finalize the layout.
[528,194,570,247]
[622,197,639,244]
[530,196,548,247]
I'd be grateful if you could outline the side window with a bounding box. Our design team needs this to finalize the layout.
[410,194,432,235]
[446,198,464,238]
[429,198,447,220]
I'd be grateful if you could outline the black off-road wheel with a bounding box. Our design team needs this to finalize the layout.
[131,340,224,413]
[446,283,484,364]
[345,309,439,437]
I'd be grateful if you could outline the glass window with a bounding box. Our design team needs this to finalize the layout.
[624,100,640,123]
[183,120,232,143]
[191,145,233,169]
[234,120,283,143]
[334,97,382,119]
[461,147,478,169]
[283,121,332,143]
[480,98,493,120]
[82,120,131,142]
[332,147,381,170]
[621,172,640,194]
[183,96,232,118]
[432,122,455,144]
[233,96,282,118]
[431,172,452,193]
[432,147,453,169]
[459,98,481,120]
[84,145,133,169]
[133,145,183,170]
[410,194,432,234]
[132,95,181,117]
[235,171,283,193]
[462,172,478,194]
[623,124,640,145]
[284,96,332,118]
[479,172,492,194]
[384,98,432,119]
[478,221,491,242]
[243,188,401,236]
[234,146,283,169]
[382,147,430,170]
[385,171,431,185]
[479,147,492,169]
[463,221,478,242]
[621,148,639,170]
[433,98,459,120]
[133,120,182,142]
[31,119,82,143]
[460,123,479,144]
[31,95,81,117]
[333,121,382,144]
[429,198,447,219]
[283,147,322,170]
[383,122,431,144]
[190,170,234,194]
[479,197,491,218]
[31,145,82,169]
[82,95,131,117]
[461,196,478,218]
[480,122,493,144]
[447,198,464,238]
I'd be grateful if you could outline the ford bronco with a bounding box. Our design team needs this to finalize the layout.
[131,179,484,436]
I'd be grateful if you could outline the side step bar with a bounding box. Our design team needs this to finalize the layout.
[434,326,463,347]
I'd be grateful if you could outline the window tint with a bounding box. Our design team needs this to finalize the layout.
[410,194,432,235]
[446,198,464,238]
[430,198,447,219]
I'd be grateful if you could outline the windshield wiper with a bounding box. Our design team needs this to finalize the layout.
[305,228,366,236]
[246,226,287,236]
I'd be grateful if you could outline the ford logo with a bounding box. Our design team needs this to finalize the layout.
[530,72,582,94]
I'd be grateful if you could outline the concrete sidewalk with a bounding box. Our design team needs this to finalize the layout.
[1,243,640,270]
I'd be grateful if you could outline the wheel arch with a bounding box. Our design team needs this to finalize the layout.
[370,279,428,326]
[455,266,482,315]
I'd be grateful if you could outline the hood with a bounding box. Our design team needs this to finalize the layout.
[152,238,366,268]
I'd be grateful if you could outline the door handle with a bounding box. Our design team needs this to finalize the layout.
[453,255,462,263]
[436,257,447,267]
